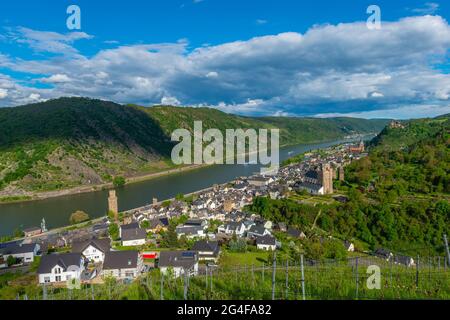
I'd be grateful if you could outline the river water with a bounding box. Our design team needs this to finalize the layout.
[0,137,371,236]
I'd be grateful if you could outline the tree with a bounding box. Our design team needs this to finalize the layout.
[107,210,117,221]
[69,210,90,225]
[140,220,150,229]
[113,176,126,188]
[162,200,171,208]
[161,224,179,248]
[109,223,119,241]
[228,238,247,252]
[6,255,16,267]
[175,193,185,201]
[13,228,24,239]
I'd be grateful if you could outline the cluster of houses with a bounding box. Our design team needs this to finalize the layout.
[0,140,418,286]
[35,236,225,284]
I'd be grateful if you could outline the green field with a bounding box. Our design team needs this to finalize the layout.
[219,251,270,268]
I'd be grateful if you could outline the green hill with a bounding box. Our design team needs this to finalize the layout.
[249,114,449,254]
[339,114,450,253]
[0,97,388,199]
[347,115,450,194]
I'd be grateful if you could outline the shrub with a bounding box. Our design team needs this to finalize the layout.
[69,210,90,225]
[113,176,126,188]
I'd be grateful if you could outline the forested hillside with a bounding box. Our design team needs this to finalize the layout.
[249,115,450,255]
[0,97,388,199]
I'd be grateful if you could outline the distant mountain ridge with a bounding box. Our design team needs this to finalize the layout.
[0,97,389,199]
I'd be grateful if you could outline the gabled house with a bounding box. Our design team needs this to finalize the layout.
[122,228,147,247]
[256,235,276,251]
[218,222,246,237]
[191,240,220,262]
[248,176,273,187]
[158,251,199,278]
[243,220,256,231]
[23,227,42,238]
[176,225,206,239]
[394,255,415,267]
[247,225,271,239]
[101,251,143,280]
[287,227,306,240]
[119,222,140,238]
[148,217,169,233]
[38,253,85,284]
[0,243,40,264]
[184,219,208,229]
[375,248,394,261]
[71,238,111,263]
[275,222,287,232]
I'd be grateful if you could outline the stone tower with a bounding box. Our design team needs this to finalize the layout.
[321,163,334,194]
[359,141,365,153]
[108,190,118,220]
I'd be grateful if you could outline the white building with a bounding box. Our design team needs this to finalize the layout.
[158,251,199,278]
[121,228,147,247]
[71,238,111,263]
[101,251,143,280]
[38,253,85,284]
[0,243,40,264]
[218,222,246,237]
[256,235,276,251]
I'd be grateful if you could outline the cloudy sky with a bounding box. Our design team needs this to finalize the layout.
[0,0,449,119]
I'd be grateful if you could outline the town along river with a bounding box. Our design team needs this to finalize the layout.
[0,137,371,236]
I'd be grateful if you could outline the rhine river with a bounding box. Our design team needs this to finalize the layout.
[0,137,372,236]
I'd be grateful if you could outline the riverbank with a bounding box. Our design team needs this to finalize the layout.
[0,163,210,205]
[0,134,374,205]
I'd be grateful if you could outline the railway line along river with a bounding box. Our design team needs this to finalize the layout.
[0,136,372,236]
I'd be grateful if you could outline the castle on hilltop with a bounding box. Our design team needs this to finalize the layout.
[389,120,405,129]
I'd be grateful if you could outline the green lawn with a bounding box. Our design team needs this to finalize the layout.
[219,251,270,268]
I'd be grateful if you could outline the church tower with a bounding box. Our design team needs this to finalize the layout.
[108,190,118,220]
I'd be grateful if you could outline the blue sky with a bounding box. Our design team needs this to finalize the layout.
[0,0,449,119]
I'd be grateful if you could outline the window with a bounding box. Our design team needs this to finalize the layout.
[55,276,61,282]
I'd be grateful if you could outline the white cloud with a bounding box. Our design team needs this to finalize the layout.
[412,2,440,15]
[40,74,72,83]
[256,19,268,25]
[0,88,8,99]
[315,104,450,120]
[206,71,219,78]
[1,15,450,119]
[370,92,384,98]
[28,93,42,101]
[161,96,181,106]
[10,27,93,56]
